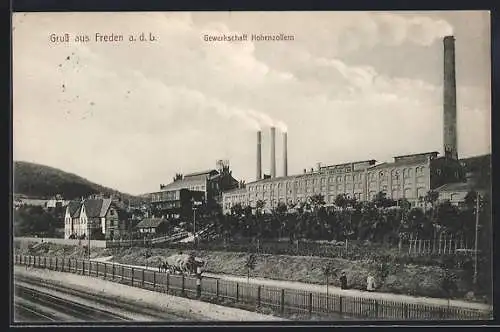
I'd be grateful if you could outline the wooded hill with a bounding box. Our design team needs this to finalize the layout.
[13,161,146,205]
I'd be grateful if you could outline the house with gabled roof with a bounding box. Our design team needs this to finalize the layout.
[64,196,128,240]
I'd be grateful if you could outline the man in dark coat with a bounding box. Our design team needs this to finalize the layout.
[340,271,348,290]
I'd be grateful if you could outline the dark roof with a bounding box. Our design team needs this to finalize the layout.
[161,178,207,191]
[435,182,470,192]
[435,181,489,194]
[67,201,81,216]
[368,158,429,170]
[394,151,439,159]
[184,169,218,178]
[136,218,166,228]
[246,173,315,185]
[460,154,491,172]
[83,198,113,218]
[320,159,376,169]
[84,199,104,218]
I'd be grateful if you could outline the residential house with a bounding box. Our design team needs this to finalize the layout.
[64,196,128,240]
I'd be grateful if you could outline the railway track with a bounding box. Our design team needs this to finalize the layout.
[14,275,191,321]
[14,284,129,322]
[14,302,57,322]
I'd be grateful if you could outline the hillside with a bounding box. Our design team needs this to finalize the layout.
[13,161,147,205]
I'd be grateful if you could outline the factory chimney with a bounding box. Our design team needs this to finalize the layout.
[283,131,288,177]
[443,35,458,160]
[270,127,276,178]
[256,131,262,181]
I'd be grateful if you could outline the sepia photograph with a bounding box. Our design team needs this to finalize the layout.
[12,10,492,323]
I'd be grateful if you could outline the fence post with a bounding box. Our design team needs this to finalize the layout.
[403,303,409,319]
[131,267,135,286]
[112,264,115,279]
[339,296,343,314]
[236,283,239,302]
[153,271,156,289]
[181,274,185,295]
[375,300,379,318]
[280,289,285,315]
[167,273,170,292]
[216,279,219,298]
[257,285,261,307]
[44,256,47,269]
[55,257,58,271]
[104,263,107,279]
[82,260,85,275]
[121,265,124,282]
[308,293,313,316]
[142,269,145,287]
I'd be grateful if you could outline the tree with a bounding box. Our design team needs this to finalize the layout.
[424,190,439,211]
[334,194,348,210]
[372,191,396,208]
[321,262,335,297]
[310,194,326,210]
[230,203,244,218]
[244,253,257,283]
[436,201,460,234]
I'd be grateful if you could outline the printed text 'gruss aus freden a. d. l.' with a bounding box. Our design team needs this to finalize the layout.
[203,33,295,42]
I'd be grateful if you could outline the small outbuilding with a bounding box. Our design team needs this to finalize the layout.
[136,218,168,235]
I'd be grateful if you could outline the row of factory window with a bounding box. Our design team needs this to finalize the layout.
[224,188,426,210]
[225,185,428,204]
[248,167,428,193]
[241,179,426,197]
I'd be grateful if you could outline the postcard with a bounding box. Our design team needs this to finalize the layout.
[12,11,492,323]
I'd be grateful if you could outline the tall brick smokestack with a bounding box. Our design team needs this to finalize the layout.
[256,131,262,181]
[443,35,458,160]
[270,127,276,178]
[283,131,288,177]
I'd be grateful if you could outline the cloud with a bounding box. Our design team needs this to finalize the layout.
[12,12,489,194]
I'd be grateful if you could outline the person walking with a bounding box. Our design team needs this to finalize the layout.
[367,275,376,292]
[340,271,348,290]
[196,264,202,298]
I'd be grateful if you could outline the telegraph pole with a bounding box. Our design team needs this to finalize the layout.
[193,206,196,247]
[87,221,91,259]
[473,191,480,285]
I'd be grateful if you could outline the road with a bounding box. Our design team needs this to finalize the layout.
[14,275,191,323]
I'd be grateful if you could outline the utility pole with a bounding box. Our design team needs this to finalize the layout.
[87,221,91,259]
[193,206,196,247]
[473,191,480,285]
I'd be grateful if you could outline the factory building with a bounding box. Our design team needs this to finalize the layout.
[222,152,463,214]
[150,160,240,218]
[222,35,471,214]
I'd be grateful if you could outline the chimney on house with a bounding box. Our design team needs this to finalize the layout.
[283,131,288,177]
[443,36,458,160]
[257,130,262,181]
[270,127,276,178]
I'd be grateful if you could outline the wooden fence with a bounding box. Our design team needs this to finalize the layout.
[14,254,491,321]
[404,235,475,256]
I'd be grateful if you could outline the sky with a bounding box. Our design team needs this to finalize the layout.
[12,11,491,195]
